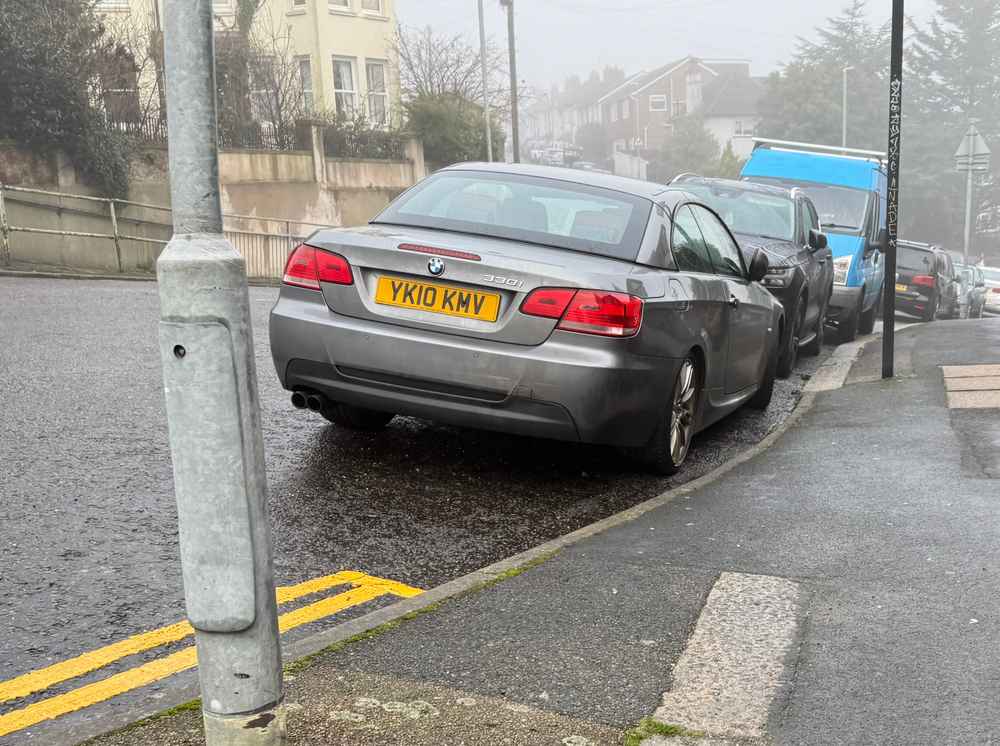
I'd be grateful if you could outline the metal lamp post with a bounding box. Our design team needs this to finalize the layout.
[842,66,854,148]
[499,0,520,162]
[476,0,494,162]
[881,0,904,380]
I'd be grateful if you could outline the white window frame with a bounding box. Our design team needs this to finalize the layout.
[610,104,618,123]
[621,100,630,120]
[360,0,383,13]
[95,0,130,10]
[329,0,351,10]
[332,56,358,119]
[365,59,389,125]
[290,0,307,10]
[212,0,234,14]
[649,95,668,112]
[298,56,314,113]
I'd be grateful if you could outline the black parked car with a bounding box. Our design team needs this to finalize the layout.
[895,241,961,321]
[673,176,834,377]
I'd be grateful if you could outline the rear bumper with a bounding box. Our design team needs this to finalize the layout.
[895,291,931,317]
[269,290,678,448]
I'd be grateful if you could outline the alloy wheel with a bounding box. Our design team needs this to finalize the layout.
[670,359,697,466]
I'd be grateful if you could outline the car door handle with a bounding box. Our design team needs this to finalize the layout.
[728,294,740,309]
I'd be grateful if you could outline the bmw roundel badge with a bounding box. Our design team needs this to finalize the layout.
[428,258,446,276]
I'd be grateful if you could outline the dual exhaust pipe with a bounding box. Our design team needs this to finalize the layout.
[290,390,326,413]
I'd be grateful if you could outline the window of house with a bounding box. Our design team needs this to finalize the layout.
[101,52,141,125]
[291,0,307,7]
[329,0,350,9]
[622,100,629,119]
[298,57,314,113]
[610,104,618,122]
[361,0,382,11]
[649,95,668,112]
[332,57,357,118]
[213,0,234,13]
[734,120,755,136]
[250,56,276,124]
[95,0,129,10]
[366,60,388,124]
[686,70,703,111]
[672,100,687,118]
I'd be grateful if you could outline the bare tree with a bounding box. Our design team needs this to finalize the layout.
[96,8,166,137]
[245,14,309,148]
[393,24,509,114]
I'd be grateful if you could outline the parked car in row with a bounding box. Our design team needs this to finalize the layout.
[894,240,961,321]
[982,266,1000,314]
[271,163,785,475]
[741,139,887,343]
[956,263,988,319]
[671,175,833,377]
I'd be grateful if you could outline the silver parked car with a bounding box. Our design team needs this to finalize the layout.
[270,163,784,474]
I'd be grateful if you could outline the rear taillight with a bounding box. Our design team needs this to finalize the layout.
[282,244,353,289]
[991,287,1000,294]
[521,288,643,337]
[913,274,936,288]
[520,288,576,318]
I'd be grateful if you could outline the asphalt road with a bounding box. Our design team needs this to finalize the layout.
[0,276,823,690]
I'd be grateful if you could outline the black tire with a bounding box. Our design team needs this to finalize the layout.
[921,292,938,322]
[748,327,779,411]
[635,356,700,476]
[777,295,805,379]
[803,299,827,356]
[321,402,395,431]
[859,295,878,335]
[837,294,862,344]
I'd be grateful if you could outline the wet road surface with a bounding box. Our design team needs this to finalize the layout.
[0,277,823,696]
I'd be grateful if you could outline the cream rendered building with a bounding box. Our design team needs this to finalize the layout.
[96,0,400,125]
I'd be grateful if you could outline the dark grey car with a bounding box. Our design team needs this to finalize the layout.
[270,163,784,474]
[672,176,834,377]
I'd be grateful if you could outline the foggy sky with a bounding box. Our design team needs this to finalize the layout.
[398,0,940,89]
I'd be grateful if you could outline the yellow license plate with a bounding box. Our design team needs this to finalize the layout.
[895,283,909,293]
[374,276,501,322]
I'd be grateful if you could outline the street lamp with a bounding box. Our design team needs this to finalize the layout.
[842,65,854,148]
[499,0,520,162]
[476,0,494,162]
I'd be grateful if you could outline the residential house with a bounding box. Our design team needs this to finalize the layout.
[523,69,626,148]
[598,56,762,159]
[95,0,400,130]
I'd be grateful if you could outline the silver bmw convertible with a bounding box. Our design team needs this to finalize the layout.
[269,163,783,474]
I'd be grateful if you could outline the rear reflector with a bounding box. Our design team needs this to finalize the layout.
[282,244,353,289]
[521,288,643,337]
[913,274,936,288]
[399,243,482,262]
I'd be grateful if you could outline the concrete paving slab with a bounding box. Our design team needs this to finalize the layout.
[946,390,1000,409]
[941,364,1000,378]
[89,669,625,746]
[944,376,1000,391]
[653,573,800,740]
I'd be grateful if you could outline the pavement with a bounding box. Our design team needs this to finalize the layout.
[0,276,823,744]
[78,316,1000,745]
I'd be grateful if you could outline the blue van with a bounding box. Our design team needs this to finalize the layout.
[741,139,887,343]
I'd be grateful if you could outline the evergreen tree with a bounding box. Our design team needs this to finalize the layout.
[902,0,1000,252]
[756,1,889,152]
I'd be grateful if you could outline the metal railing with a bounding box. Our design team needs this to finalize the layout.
[0,183,331,280]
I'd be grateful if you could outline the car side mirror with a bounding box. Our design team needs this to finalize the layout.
[808,229,828,251]
[748,248,769,282]
[866,228,888,257]
[976,281,986,288]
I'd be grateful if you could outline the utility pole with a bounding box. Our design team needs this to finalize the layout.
[500,0,520,162]
[159,1,284,744]
[842,66,853,148]
[955,122,991,266]
[477,0,494,162]
[881,0,904,380]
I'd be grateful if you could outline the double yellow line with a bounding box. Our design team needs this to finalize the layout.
[0,571,421,737]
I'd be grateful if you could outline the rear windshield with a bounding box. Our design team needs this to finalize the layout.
[898,246,934,272]
[748,177,869,234]
[680,184,796,241]
[373,170,652,261]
